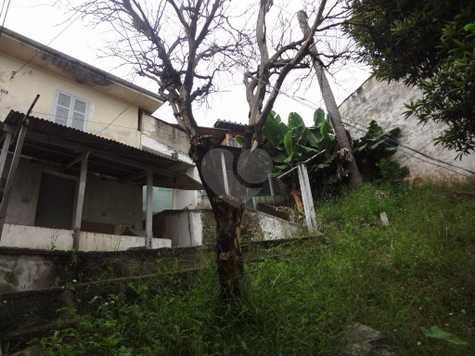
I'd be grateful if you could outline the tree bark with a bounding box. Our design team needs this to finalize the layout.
[191,143,244,302]
[297,11,363,187]
[211,194,244,301]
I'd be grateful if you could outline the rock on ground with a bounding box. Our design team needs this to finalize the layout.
[342,323,397,356]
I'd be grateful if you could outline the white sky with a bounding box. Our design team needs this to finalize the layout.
[4,0,371,128]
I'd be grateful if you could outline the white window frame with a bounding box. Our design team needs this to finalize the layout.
[53,90,90,131]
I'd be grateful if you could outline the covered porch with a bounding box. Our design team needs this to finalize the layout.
[0,111,202,251]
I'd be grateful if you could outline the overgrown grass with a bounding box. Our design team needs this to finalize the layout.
[41,182,475,355]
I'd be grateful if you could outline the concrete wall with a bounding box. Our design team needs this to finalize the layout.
[5,159,42,225]
[155,210,203,247]
[83,175,143,232]
[156,209,302,248]
[141,114,190,154]
[0,245,201,293]
[0,252,66,293]
[0,51,141,147]
[141,113,203,209]
[339,76,475,180]
[5,158,145,233]
[0,224,171,251]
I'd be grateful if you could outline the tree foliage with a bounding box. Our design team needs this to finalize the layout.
[405,22,475,156]
[262,110,407,199]
[347,0,475,155]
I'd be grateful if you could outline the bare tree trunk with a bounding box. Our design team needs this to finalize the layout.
[297,11,363,187]
[192,144,244,301]
[211,194,243,301]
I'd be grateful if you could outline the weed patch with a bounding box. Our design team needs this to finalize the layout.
[40,183,475,355]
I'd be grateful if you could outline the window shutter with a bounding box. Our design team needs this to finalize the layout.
[71,98,87,130]
[55,93,71,126]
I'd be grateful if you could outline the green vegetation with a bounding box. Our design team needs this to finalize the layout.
[347,0,475,155]
[263,109,407,199]
[41,182,475,355]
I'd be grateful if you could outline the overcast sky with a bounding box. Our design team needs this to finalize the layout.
[4,0,371,128]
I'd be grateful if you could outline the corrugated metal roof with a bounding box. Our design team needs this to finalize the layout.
[213,119,248,132]
[3,111,202,190]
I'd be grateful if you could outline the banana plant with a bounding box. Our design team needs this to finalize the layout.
[262,109,407,201]
[263,109,336,173]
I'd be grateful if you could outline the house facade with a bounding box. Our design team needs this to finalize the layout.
[0,28,202,251]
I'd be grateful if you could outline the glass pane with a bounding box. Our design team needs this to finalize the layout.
[71,112,85,130]
[57,93,71,108]
[74,99,87,113]
[55,106,69,126]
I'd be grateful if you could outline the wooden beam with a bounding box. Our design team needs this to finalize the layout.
[0,131,12,185]
[43,168,79,182]
[0,95,40,241]
[297,163,318,230]
[145,170,154,249]
[18,130,185,179]
[72,152,90,251]
[66,153,86,169]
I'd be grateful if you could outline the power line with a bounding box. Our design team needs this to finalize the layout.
[0,1,6,23]
[7,107,140,131]
[0,0,12,38]
[94,105,131,135]
[11,12,81,80]
[274,86,474,177]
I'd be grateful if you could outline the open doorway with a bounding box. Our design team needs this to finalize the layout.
[35,173,76,229]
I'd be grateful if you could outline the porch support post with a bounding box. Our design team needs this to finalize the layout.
[72,152,89,251]
[0,129,12,184]
[297,163,317,230]
[145,170,153,249]
[0,95,40,241]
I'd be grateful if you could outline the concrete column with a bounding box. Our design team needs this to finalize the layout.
[145,170,153,249]
[72,152,89,251]
[297,163,318,230]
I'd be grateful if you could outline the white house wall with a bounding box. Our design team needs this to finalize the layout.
[0,51,141,147]
[141,113,202,209]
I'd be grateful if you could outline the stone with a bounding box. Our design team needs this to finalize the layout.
[380,212,390,226]
[342,323,396,356]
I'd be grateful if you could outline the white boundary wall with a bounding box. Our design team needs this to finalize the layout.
[0,224,171,251]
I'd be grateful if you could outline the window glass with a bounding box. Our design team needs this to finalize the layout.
[71,111,86,130]
[74,99,87,113]
[57,93,71,108]
[55,106,69,126]
[54,92,88,130]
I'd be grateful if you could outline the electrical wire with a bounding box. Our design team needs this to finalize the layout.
[94,105,131,135]
[0,0,12,38]
[3,6,471,178]
[0,1,6,24]
[11,12,81,79]
[273,85,474,177]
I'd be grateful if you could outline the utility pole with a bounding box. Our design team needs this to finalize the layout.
[297,11,362,187]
